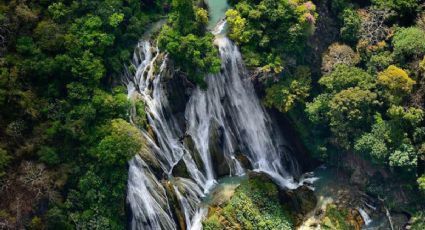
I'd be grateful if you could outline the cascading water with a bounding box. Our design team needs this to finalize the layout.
[185,35,300,189]
[125,18,303,230]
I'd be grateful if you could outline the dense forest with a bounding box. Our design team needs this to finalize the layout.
[1,0,425,229]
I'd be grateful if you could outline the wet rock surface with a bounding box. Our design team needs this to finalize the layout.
[279,185,317,225]
[182,135,205,172]
[208,120,231,177]
[172,158,190,178]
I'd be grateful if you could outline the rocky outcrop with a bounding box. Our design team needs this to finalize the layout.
[279,185,317,225]
[182,135,205,172]
[162,61,194,133]
[208,120,231,177]
[203,171,295,229]
[319,204,365,230]
[172,158,190,178]
[235,152,252,170]
[163,180,186,230]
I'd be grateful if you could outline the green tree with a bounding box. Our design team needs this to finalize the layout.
[158,25,220,87]
[319,65,374,92]
[37,146,60,166]
[305,94,333,124]
[372,0,419,18]
[96,119,144,166]
[0,148,11,177]
[392,27,425,60]
[367,51,394,73]
[225,0,317,70]
[389,143,417,171]
[355,115,391,163]
[264,66,311,113]
[418,174,425,192]
[328,87,379,148]
[226,9,249,44]
[387,106,424,127]
[34,20,64,52]
[171,0,196,35]
[108,13,124,28]
[340,8,361,44]
[65,15,115,55]
[377,65,415,104]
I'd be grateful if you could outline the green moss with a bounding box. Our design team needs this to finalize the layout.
[202,175,294,229]
[133,99,148,129]
[411,211,425,230]
[321,204,363,230]
[203,214,224,230]
[322,205,351,230]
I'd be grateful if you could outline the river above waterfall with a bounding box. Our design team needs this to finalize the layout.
[206,0,229,30]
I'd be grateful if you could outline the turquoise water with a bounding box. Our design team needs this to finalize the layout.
[202,175,247,206]
[206,0,229,29]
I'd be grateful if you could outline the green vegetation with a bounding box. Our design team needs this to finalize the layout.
[2,0,425,228]
[321,204,363,230]
[260,0,425,212]
[158,0,221,87]
[264,66,311,113]
[226,0,318,72]
[203,175,294,230]
[0,0,168,228]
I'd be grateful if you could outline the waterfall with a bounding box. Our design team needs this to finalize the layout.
[125,30,300,229]
[186,36,299,189]
[358,208,372,226]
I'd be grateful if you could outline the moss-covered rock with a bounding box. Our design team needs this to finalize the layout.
[208,120,231,177]
[183,135,205,171]
[279,185,317,225]
[172,158,190,178]
[320,204,364,230]
[235,152,252,170]
[410,211,425,230]
[202,172,294,229]
[163,180,186,230]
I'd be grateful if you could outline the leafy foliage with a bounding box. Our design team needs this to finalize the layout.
[264,66,311,113]
[299,1,425,197]
[393,27,425,60]
[340,8,361,44]
[158,26,220,87]
[377,65,415,104]
[0,0,167,228]
[158,0,220,87]
[203,175,294,229]
[226,0,318,72]
[371,0,419,18]
[321,43,360,74]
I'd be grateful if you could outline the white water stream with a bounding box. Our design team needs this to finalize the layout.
[124,13,303,230]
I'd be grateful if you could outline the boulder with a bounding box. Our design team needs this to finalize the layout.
[172,158,190,178]
[182,135,205,172]
[163,180,186,230]
[320,204,365,230]
[234,152,252,170]
[208,120,230,177]
[139,146,162,179]
[279,186,317,216]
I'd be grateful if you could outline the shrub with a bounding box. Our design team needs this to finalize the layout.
[340,8,361,44]
[322,43,360,74]
[377,65,415,103]
[264,66,311,113]
[393,27,425,60]
[0,147,11,177]
[319,65,373,92]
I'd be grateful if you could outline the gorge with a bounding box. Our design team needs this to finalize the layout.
[125,13,305,230]
[125,1,374,229]
[1,0,425,229]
